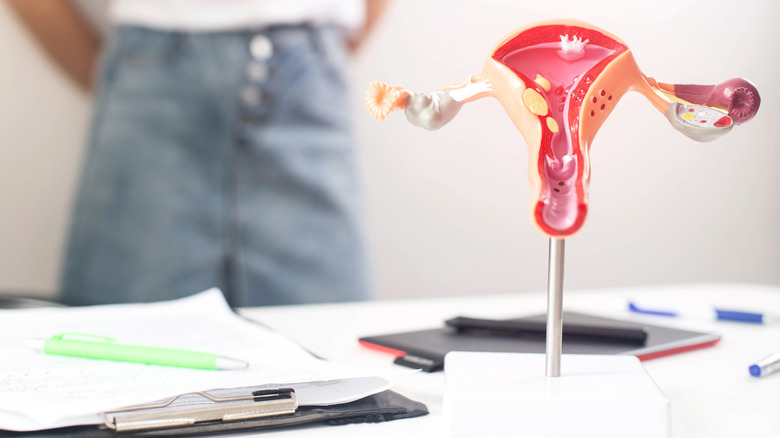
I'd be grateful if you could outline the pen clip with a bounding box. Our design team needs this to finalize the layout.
[49,333,116,343]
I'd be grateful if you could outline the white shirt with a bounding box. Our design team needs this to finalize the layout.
[109,0,365,32]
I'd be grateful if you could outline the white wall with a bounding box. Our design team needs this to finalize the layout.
[1,0,778,301]
[0,1,92,298]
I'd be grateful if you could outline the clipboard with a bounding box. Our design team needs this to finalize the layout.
[0,390,427,436]
[0,289,430,436]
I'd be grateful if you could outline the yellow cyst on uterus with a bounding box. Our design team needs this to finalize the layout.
[546,117,559,133]
[534,74,551,92]
[522,88,548,117]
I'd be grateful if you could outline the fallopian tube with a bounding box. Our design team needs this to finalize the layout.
[365,20,760,238]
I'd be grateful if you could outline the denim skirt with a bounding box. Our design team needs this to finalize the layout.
[60,24,369,307]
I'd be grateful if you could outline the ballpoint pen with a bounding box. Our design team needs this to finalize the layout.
[628,300,773,324]
[26,333,249,370]
[749,351,780,378]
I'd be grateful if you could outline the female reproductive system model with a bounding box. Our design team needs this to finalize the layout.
[365,20,761,238]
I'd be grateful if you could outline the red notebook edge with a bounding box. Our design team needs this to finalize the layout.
[358,337,722,362]
[358,339,406,358]
[634,336,721,361]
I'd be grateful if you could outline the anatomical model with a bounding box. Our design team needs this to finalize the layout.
[364,20,760,376]
[366,20,759,238]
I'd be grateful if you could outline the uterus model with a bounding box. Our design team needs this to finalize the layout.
[365,20,760,376]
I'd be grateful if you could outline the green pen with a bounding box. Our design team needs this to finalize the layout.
[27,333,249,370]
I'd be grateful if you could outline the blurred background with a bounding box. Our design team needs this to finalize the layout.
[1,0,778,302]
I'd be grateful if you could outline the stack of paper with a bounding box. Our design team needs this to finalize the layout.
[0,289,391,432]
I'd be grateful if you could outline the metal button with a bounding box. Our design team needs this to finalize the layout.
[246,62,269,82]
[241,87,264,106]
[249,34,273,60]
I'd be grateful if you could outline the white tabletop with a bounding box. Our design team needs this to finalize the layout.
[238,283,780,437]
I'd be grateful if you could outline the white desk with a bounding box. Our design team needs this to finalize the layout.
[239,283,780,437]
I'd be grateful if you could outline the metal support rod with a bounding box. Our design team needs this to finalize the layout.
[545,238,565,377]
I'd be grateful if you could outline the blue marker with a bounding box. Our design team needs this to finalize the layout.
[749,352,780,378]
[628,301,771,324]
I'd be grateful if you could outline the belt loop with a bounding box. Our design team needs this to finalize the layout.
[307,23,327,59]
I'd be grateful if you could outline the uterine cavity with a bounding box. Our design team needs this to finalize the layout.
[493,29,622,235]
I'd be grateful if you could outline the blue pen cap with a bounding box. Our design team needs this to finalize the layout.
[715,309,763,323]
[628,302,676,317]
[749,364,761,377]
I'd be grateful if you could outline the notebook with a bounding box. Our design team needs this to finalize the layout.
[359,311,721,372]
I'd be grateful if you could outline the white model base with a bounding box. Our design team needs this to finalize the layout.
[443,352,670,438]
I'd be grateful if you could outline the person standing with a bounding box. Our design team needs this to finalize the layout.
[7,0,389,306]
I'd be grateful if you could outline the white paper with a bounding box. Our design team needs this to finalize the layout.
[0,289,390,431]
